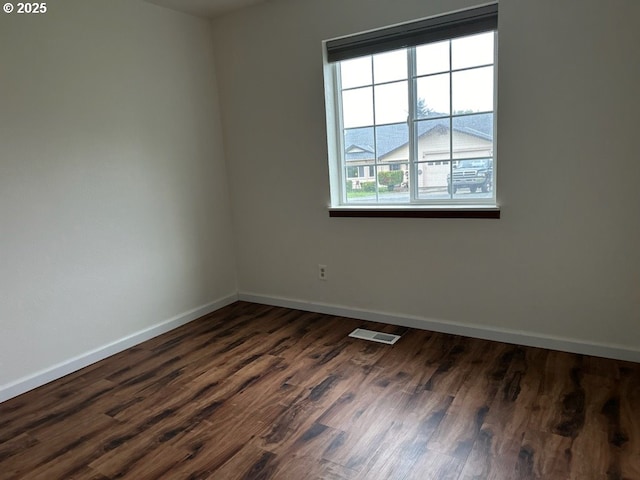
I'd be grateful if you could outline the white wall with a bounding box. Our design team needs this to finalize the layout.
[0,0,237,392]
[212,0,640,355]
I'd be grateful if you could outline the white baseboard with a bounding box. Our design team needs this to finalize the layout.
[0,293,238,404]
[3,291,637,404]
[238,292,640,364]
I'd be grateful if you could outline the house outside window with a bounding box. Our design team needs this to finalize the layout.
[323,4,498,210]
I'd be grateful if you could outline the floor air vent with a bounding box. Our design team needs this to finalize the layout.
[348,328,401,345]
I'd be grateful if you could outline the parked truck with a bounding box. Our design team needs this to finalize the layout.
[447,159,493,194]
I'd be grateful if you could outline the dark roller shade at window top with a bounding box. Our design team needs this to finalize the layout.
[326,3,498,63]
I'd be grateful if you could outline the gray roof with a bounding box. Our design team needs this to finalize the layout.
[344,113,493,162]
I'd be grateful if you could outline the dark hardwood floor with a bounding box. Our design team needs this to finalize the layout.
[1,301,639,479]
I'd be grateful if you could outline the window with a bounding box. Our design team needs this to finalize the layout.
[323,4,498,214]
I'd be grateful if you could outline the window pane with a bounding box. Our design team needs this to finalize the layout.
[450,158,494,198]
[416,40,449,76]
[417,161,451,200]
[452,66,493,114]
[344,164,376,181]
[346,162,378,203]
[344,126,375,159]
[377,164,409,203]
[346,183,378,203]
[342,87,373,128]
[452,113,493,159]
[416,118,450,161]
[374,81,408,125]
[344,126,376,203]
[340,56,372,89]
[373,49,407,83]
[375,123,408,163]
[452,32,494,70]
[416,73,450,118]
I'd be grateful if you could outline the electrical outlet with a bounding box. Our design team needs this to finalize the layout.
[318,264,327,280]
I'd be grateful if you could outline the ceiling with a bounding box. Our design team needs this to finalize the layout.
[145,0,268,18]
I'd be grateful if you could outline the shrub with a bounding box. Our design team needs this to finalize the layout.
[345,180,353,192]
[377,170,404,191]
[361,181,376,192]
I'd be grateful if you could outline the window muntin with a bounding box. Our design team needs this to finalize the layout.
[325,13,497,208]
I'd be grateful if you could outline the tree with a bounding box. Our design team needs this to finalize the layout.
[417,98,434,118]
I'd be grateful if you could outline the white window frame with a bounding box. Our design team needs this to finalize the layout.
[322,4,499,216]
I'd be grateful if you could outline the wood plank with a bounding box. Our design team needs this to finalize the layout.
[167,411,279,477]
[516,429,573,479]
[349,389,454,479]
[459,346,546,479]
[426,339,510,460]
[607,364,640,480]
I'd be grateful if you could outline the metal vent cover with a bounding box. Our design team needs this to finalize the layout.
[348,328,401,345]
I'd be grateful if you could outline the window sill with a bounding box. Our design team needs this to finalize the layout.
[328,205,500,219]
